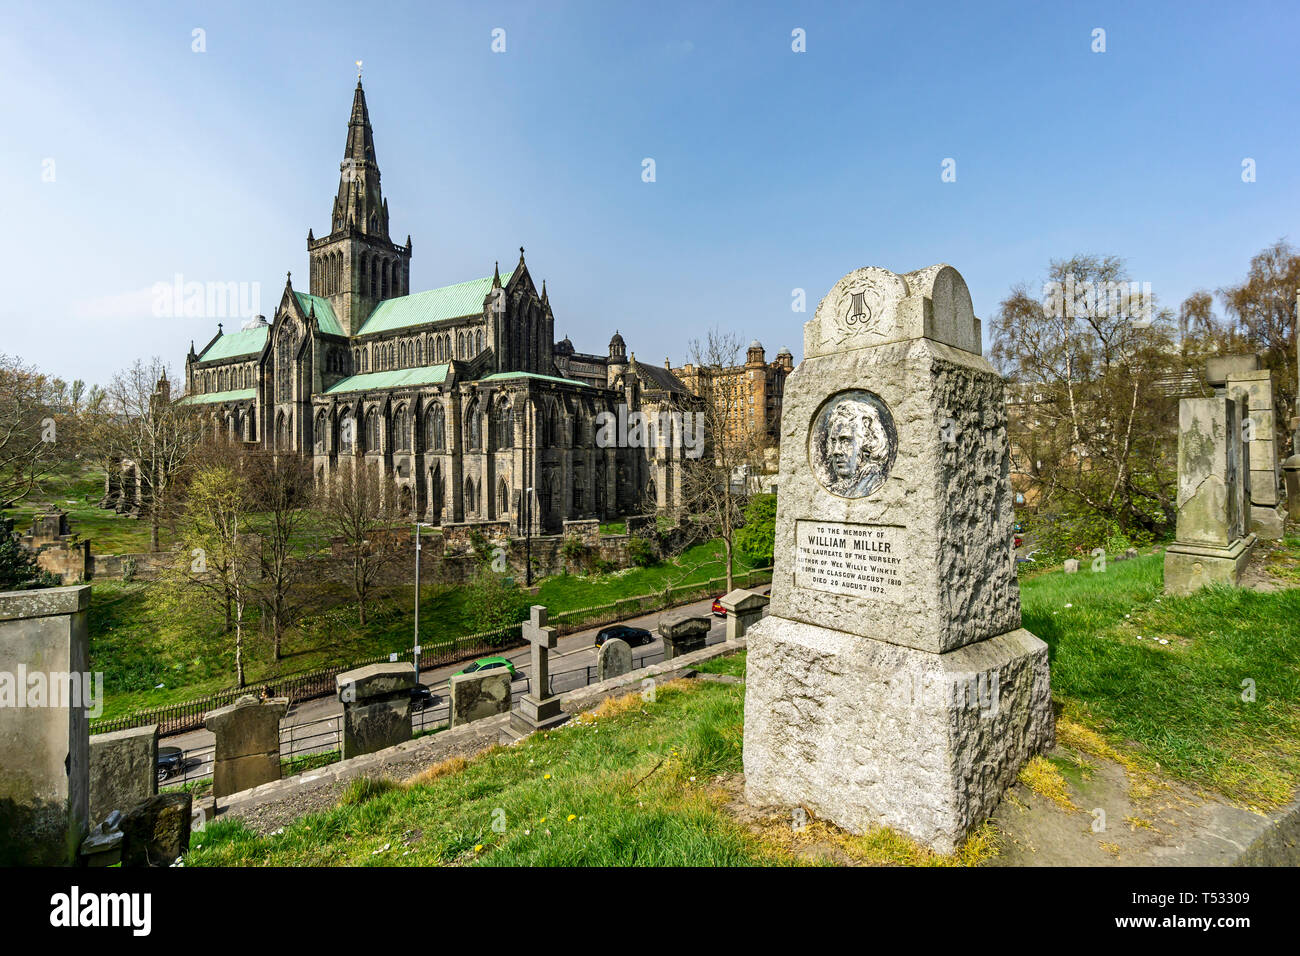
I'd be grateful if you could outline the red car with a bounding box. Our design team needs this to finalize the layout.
[711,597,726,616]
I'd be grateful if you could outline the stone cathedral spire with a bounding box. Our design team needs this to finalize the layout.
[307,74,412,336]
[332,79,388,239]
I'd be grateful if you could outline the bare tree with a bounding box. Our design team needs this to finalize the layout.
[315,459,401,625]
[245,449,315,660]
[680,327,762,591]
[991,255,1188,535]
[94,358,202,550]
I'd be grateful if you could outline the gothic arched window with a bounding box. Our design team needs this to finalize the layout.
[494,401,512,451]
[476,329,483,354]
[466,399,482,451]
[365,408,379,452]
[426,403,445,452]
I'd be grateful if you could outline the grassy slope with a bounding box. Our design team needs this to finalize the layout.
[90,539,761,718]
[190,543,1300,866]
[188,678,985,867]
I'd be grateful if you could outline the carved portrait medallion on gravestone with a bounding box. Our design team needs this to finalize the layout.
[808,390,898,498]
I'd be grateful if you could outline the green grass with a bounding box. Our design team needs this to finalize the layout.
[88,538,762,718]
[693,649,747,677]
[1022,551,1300,808]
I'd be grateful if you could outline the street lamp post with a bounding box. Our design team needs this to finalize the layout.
[413,521,433,680]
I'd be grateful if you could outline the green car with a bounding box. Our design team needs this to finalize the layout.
[453,656,518,678]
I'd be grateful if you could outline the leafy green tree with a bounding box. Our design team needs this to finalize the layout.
[735,493,776,564]
[465,565,531,646]
[0,524,58,590]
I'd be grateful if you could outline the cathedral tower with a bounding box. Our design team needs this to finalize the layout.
[307,79,413,335]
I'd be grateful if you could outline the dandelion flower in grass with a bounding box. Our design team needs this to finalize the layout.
[544,773,551,780]
[567,814,576,822]
[474,844,483,853]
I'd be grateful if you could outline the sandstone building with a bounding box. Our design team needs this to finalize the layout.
[179,80,694,532]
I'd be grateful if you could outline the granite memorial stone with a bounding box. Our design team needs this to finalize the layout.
[743,264,1054,853]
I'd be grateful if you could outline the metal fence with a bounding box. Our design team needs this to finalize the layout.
[105,565,771,740]
[159,634,723,791]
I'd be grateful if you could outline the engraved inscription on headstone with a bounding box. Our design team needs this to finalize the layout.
[794,520,905,601]
[808,390,897,498]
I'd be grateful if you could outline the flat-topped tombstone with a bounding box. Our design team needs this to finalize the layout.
[744,264,1053,854]
[597,637,633,681]
[1164,395,1256,594]
[336,663,414,759]
[451,669,513,726]
[1221,362,1286,538]
[719,588,769,640]
[0,585,92,866]
[89,724,158,823]
[203,695,288,798]
[658,611,710,660]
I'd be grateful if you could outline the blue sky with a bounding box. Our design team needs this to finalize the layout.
[3,0,1297,385]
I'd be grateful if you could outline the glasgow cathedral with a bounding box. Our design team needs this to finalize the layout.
[181,79,696,533]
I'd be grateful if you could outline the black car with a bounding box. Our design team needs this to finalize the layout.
[157,746,184,783]
[410,684,439,711]
[594,624,654,648]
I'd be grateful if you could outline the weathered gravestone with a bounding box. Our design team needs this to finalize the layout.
[336,663,414,759]
[89,724,157,824]
[1281,316,1300,521]
[597,637,633,681]
[1208,353,1286,539]
[0,585,92,865]
[743,264,1053,853]
[451,669,513,726]
[510,605,568,733]
[120,791,191,867]
[1063,559,1079,573]
[658,611,710,660]
[1164,395,1257,595]
[719,588,770,640]
[203,695,288,798]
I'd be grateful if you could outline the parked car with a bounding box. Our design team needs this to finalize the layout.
[410,684,439,711]
[711,597,726,616]
[157,746,184,783]
[594,624,654,648]
[453,656,518,678]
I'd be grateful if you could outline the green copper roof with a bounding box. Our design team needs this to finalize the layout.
[356,271,513,336]
[323,364,450,395]
[198,326,269,362]
[295,292,344,336]
[180,388,256,405]
[480,371,595,389]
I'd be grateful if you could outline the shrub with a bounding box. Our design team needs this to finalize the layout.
[464,567,530,646]
[627,535,658,568]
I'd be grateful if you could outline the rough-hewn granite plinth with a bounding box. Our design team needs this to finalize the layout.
[1250,503,1286,540]
[743,616,1053,854]
[509,693,568,734]
[1284,455,1300,520]
[1163,535,1257,595]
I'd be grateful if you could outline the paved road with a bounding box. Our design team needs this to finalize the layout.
[161,595,734,779]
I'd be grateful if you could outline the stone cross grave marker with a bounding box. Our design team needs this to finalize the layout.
[511,605,568,733]
[742,263,1054,854]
